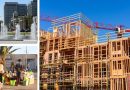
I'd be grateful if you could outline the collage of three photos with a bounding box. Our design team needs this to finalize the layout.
[0,0,130,90]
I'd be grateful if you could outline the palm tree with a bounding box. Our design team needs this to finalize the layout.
[0,46,20,65]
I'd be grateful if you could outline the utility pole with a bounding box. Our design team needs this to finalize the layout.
[25,46,28,70]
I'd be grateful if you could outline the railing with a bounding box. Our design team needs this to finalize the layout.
[97,31,130,43]
[52,13,81,26]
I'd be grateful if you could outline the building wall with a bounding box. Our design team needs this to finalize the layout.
[4,2,18,27]
[18,4,27,16]
[4,2,27,27]
[41,31,130,90]
[28,0,37,16]
[6,54,37,71]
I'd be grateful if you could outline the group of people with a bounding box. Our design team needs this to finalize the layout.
[0,59,23,87]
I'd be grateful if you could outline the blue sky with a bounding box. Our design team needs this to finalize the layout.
[40,0,130,35]
[11,46,38,54]
[0,0,31,20]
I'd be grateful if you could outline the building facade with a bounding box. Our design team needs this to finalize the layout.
[28,0,37,16]
[18,4,27,16]
[40,13,130,90]
[4,2,27,27]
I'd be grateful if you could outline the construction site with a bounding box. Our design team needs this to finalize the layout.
[40,13,130,90]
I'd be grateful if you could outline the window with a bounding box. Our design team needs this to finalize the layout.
[49,53,52,61]
[118,61,121,69]
[78,50,82,57]
[113,61,117,70]
[117,42,121,51]
[54,53,58,60]
[94,64,98,78]
[78,65,82,76]
[54,40,58,50]
[112,42,116,51]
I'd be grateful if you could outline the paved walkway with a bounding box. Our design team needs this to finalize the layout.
[3,79,37,90]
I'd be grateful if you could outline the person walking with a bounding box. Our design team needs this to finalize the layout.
[10,62,15,73]
[15,59,22,85]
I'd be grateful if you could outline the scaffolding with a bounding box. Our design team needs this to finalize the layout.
[40,13,130,90]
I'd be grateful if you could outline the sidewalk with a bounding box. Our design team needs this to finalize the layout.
[3,79,37,90]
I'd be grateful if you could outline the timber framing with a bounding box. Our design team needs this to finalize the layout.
[40,13,130,90]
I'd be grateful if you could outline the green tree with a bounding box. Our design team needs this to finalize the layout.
[0,46,20,65]
[20,16,33,31]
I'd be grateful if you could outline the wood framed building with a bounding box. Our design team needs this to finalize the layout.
[40,13,130,90]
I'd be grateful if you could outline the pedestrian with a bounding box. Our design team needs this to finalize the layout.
[10,62,15,73]
[15,59,22,85]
